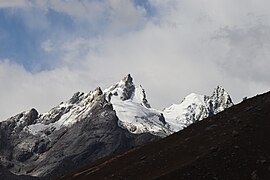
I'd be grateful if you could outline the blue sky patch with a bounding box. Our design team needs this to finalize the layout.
[0,8,84,72]
[134,0,157,17]
[0,9,49,71]
[0,1,153,72]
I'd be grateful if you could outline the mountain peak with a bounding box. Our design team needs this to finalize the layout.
[213,85,226,94]
[209,86,233,115]
[211,86,232,100]
[94,86,103,96]
[104,74,151,108]
[118,74,135,101]
[118,74,133,87]
[122,74,133,83]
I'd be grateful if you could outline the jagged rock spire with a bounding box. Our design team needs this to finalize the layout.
[120,74,135,101]
[121,74,133,84]
[94,86,103,96]
[210,86,233,113]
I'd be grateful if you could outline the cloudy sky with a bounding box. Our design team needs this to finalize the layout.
[0,0,270,120]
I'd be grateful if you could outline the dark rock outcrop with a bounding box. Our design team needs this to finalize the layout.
[120,74,135,101]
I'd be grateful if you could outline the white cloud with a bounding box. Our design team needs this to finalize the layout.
[213,23,270,83]
[1,0,270,120]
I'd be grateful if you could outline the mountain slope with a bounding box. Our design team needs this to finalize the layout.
[0,74,233,178]
[0,92,159,178]
[61,91,270,180]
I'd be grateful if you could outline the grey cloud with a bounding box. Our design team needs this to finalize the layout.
[1,0,270,121]
[213,22,270,83]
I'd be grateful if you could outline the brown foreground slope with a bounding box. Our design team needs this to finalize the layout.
[60,91,270,180]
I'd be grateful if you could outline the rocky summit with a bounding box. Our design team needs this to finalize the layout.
[0,74,233,179]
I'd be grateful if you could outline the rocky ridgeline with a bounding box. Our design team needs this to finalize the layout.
[0,93,159,178]
[0,74,233,178]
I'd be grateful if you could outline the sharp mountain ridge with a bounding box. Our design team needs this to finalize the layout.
[0,74,233,178]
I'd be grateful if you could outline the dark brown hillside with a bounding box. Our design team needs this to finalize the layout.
[59,91,270,180]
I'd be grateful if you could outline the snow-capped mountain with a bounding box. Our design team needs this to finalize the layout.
[163,86,233,132]
[104,74,172,137]
[0,90,159,178]
[0,74,233,178]
[17,74,171,137]
[104,74,233,135]
[4,74,233,138]
[25,87,103,135]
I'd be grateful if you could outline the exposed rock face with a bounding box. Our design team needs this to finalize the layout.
[25,108,39,126]
[0,74,234,179]
[0,92,159,179]
[208,85,233,115]
[140,85,151,108]
[120,74,135,101]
